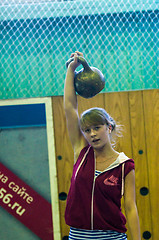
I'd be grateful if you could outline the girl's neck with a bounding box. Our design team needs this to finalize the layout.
[94,144,117,158]
[94,146,119,170]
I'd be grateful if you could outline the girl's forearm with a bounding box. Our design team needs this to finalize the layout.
[64,66,77,111]
[126,205,141,240]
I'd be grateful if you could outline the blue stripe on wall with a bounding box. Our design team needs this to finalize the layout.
[0,104,46,128]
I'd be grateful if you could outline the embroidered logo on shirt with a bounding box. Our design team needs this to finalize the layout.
[103,175,119,186]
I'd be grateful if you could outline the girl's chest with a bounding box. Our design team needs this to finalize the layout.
[94,169,122,199]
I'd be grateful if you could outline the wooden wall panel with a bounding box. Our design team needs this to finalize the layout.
[143,89,159,240]
[104,91,132,156]
[77,93,105,115]
[129,91,152,239]
[52,89,158,240]
[52,96,73,238]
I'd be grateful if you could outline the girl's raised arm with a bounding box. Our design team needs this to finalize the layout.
[64,52,87,155]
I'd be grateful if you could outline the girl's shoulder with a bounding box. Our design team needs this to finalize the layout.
[74,138,89,162]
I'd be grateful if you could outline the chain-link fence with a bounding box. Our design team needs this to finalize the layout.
[0,0,158,99]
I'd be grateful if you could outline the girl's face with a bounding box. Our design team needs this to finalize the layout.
[83,124,111,149]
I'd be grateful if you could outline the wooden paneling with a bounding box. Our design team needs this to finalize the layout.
[129,90,152,239]
[104,91,132,156]
[143,89,159,240]
[52,89,158,240]
[77,93,105,115]
[52,96,73,238]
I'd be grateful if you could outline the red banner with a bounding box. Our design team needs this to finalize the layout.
[0,162,53,240]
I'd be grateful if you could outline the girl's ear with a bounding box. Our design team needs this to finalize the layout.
[108,125,112,134]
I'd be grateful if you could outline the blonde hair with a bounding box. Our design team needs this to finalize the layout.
[80,107,123,146]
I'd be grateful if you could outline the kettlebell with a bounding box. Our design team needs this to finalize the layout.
[66,56,105,98]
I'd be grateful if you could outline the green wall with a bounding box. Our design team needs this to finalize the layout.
[0,10,158,99]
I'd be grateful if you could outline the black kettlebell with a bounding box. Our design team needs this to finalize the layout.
[66,56,105,98]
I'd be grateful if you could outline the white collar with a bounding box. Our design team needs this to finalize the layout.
[104,152,130,171]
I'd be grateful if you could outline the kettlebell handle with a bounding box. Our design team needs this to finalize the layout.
[66,56,90,70]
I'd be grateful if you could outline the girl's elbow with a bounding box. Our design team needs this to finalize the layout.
[124,198,137,213]
[125,204,138,219]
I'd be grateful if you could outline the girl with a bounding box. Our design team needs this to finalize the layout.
[64,51,141,240]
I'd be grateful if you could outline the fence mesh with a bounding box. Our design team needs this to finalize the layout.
[0,0,158,99]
